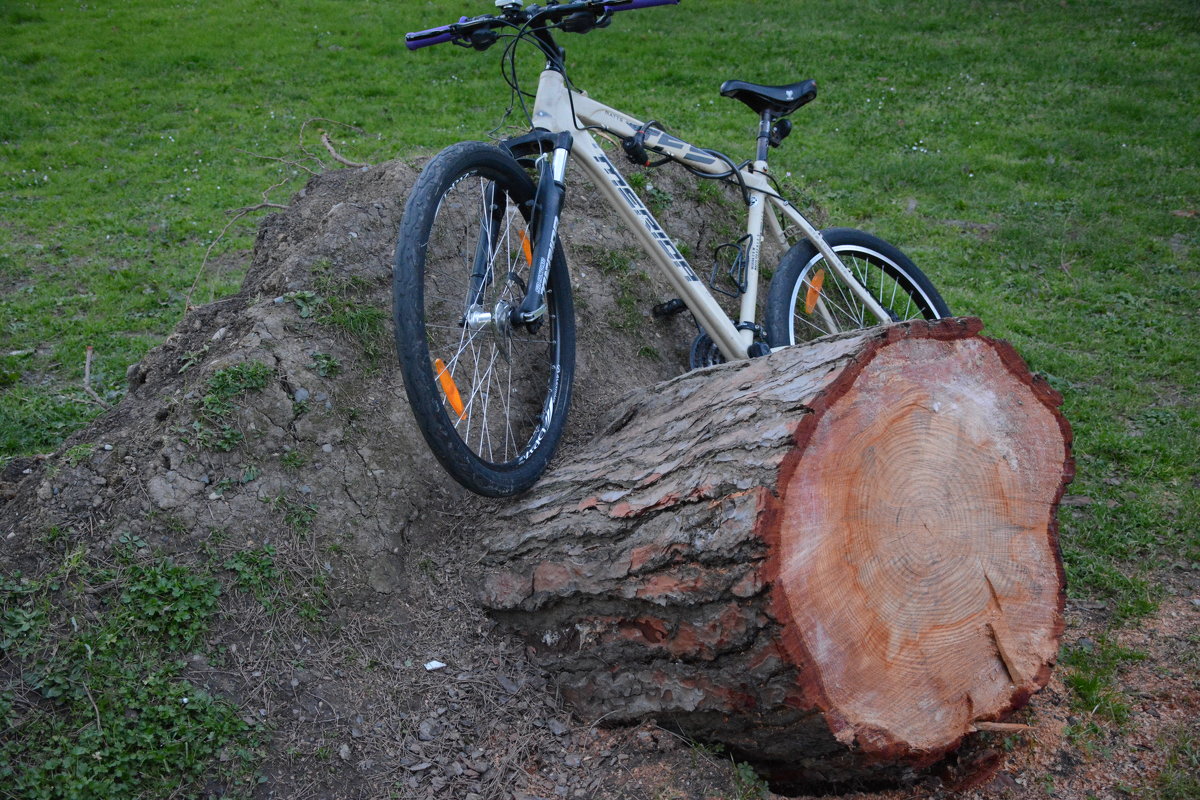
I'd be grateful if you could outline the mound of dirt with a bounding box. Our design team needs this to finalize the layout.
[0,152,775,799]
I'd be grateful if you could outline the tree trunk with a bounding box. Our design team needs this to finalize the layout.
[481,318,1072,790]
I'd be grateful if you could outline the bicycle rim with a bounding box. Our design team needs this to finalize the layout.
[419,171,566,469]
[786,246,943,343]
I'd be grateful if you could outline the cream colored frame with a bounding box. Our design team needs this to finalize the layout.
[529,69,891,361]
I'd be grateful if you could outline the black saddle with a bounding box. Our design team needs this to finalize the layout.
[719,79,818,117]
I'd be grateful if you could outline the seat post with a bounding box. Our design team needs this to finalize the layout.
[756,111,775,164]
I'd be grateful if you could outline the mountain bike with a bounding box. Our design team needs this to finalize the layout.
[393,0,951,497]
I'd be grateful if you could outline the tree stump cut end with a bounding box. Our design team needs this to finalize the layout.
[765,328,1071,760]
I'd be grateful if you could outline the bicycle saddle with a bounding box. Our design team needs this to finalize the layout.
[719,79,817,117]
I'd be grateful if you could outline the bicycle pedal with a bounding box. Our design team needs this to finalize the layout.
[651,298,688,318]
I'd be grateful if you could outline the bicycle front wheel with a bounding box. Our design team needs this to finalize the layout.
[393,142,575,497]
[765,228,950,347]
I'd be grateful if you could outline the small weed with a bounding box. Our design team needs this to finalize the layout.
[692,178,723,205]
[280,449,307,470]
[646,185,673,216]
[38,525,66,546]
[1064,718,1110,758]
[265,495,317,532]
[211,476,236,495]
[177,344,210,373]
[1155,724,1200,800]
[311,265,389,366]
[284,290,321,318]
[200,361,273,417]
[638,345,660,360]
[202,425,244,451]
[224,545,279,601]
[1,605,45,657]
[1061,637,1147,724]
[310,352,341,377]
[63,442,95,466]
[730,759,770,800]
[687,739,725,771]
[118,559,221,649]
[117,530,148,550]
[321,305,388,366]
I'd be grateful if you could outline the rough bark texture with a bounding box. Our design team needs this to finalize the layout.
[481,317,1073,791]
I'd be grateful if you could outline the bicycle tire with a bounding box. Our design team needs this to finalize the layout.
[393,141,575,497]
[765,228,950,347]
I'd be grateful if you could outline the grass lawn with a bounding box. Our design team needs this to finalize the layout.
[2,0,1198,795]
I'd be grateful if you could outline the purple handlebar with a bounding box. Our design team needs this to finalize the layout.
[405,28,454,50]
[606,0,679,10]
[405,17,468,51]
[405,2,678,51]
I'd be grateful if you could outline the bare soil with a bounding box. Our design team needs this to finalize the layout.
[1,152,1196,799]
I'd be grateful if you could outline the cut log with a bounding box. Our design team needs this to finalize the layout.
[481,318,1072,791]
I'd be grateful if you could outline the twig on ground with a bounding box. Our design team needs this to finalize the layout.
[321,132,370,168]
[83,346,112,409]
[299,118,370,170]
[82,683,106,741]
[972,721,1035,733]
[182,206,259,314]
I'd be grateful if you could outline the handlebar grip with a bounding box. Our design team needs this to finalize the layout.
[605,0,680,11]
[405,18,468,50]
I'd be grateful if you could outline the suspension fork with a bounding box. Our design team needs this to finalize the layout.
[499,129,573,327]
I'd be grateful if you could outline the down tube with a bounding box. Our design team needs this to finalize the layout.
[569,134,747,360]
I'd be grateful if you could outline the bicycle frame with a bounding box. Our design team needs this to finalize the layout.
[527,68,892,361]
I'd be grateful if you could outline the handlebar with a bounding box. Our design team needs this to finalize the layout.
[405,0,679,51]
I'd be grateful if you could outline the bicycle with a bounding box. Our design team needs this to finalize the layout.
[394,0,951,497]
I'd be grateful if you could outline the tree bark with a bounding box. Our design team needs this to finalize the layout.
[481,318,1073,790]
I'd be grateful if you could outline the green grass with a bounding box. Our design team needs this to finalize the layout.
[0,553,264,798]
[2,0,1199,792]
[1061,637,1148,724]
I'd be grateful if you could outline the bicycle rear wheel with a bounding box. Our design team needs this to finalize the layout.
[765,228,950,347]
[393,142,575,497]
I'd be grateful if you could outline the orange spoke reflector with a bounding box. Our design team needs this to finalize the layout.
[804,268,826,315]
[519,230,533,266]
[433,358,466,420]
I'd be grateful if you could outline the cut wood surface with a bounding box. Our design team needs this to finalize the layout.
[481,318,1073,789]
